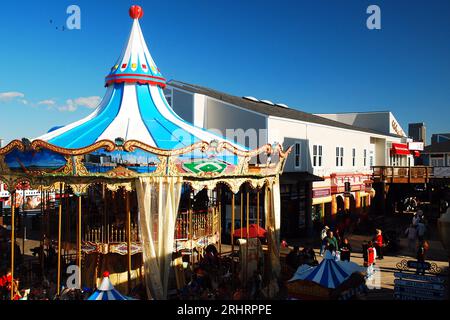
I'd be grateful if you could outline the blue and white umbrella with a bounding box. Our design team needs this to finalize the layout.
[289,251,365,289]
[88,272,132,300]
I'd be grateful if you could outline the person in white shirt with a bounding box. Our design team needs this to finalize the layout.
[319,226,329,256]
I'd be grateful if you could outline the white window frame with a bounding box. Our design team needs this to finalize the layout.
[313,145,323,167]
[336,147,344,167]
[294,143,301,169]
[352,148,356,167]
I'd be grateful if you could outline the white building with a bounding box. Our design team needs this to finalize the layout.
[165,81,418,237]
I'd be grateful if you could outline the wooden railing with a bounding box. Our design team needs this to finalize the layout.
[371,166,433,183]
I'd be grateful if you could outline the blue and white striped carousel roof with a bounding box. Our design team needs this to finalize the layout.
[35,5,243,152]
[88,274,132,300]
[289,251,365,289]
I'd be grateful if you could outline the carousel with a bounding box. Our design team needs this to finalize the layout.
[0,5,290,300]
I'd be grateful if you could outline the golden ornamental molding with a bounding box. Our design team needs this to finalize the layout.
[0,140,25,155]
[30,139,116,155]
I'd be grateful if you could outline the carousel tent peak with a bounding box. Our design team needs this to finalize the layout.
[105,5,165,87]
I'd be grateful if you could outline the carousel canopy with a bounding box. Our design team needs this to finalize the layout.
[289,251,365,289]
[0,5,290,189]
[88,272,132,300]
[36,6,241,151]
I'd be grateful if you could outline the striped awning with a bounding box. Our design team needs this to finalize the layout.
[289,251,365,289]
[88,273,133,300]
[391,143,410,155]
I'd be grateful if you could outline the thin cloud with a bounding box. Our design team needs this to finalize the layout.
[38,99,56,106]
[57,96,100,112]
[0,91,25,102]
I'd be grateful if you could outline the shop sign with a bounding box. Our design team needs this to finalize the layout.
[312,189,331,198]
[408,142,424,151]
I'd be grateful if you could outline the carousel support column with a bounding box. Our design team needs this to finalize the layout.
[22,187,25,259]
[64,187,69,256]
[188,189,193,267]
[231,193,235,253]
[246,190,250,285]
[10,191,15,300]
[57,183,63,297]
[103,184,107,243]
[256,189,260,266]
[240,192,244,239]
[126,190,132,294]
[77,195,82,288]
[218,187,221,255]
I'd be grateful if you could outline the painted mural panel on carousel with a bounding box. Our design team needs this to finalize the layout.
[4,149,67,173]
[83,148,160,174]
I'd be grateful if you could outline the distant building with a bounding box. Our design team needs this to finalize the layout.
[408,122,426,142]
[422,140,450,178]
[431,133,450,145]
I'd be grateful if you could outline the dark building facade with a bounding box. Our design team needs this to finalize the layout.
[408,122,426,142]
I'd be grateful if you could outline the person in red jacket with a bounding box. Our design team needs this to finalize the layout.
[373,229,384,260]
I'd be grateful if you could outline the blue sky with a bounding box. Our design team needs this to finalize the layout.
[0,0,449,144]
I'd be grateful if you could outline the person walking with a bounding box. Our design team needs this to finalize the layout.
[373,229,384,260]
[320,226,329,256]
[325,230,339,253]
[416,221,426,242]
[340,238,352,262]
[405,224,418,254]
[365,241,377,278]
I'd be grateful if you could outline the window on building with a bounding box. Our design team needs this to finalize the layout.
[430,154,445,167]
[313,145,323,167]
[295,143,301,169]
[447,155,450,167]
[164,88,173,107]
[336,147,344,167]
[363,149,367,166]
[352,148,356,166]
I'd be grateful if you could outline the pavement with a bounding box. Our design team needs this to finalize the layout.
[9,213,450,300]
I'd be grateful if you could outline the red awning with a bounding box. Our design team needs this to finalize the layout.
[233,224,267,239]
[391,143,410,155]
[413,150,421,157]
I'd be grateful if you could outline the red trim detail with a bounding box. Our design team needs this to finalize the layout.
[105,78,166,88]
[391,143,410,155]
[106,73,166,81]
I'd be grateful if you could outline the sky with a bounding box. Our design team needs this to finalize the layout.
[0,0,449,145]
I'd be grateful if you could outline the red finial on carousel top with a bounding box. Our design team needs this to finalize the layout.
[103,271,110,278]
[129,5,144,20]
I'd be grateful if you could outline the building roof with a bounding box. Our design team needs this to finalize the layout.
[423,140,450,153]
[168,80,403,139]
